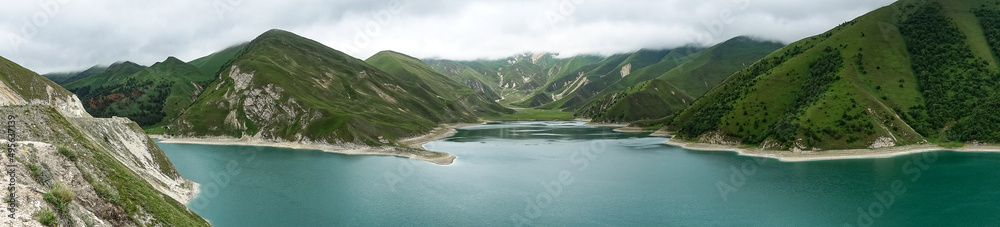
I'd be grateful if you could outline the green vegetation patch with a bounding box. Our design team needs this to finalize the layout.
[899,2,1000,141]
[485,108,576,121]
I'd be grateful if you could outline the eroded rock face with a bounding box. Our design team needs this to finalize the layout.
[70,117,196,204]
[620,63,632,78]
[0,105,201,227]
[869,136,897,149]
[697,131,742,146]
[205,66,322,142]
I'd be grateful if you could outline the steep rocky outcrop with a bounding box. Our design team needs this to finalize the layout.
[167,30,507,163]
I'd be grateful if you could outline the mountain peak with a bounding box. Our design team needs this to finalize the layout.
[253,29,302,42]
[165,56,183,63]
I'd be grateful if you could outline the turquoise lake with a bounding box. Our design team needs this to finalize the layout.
[157,121,1000,226]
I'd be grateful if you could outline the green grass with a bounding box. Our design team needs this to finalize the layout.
[188,42,249,75]
[142,125,166,134]
[484,108,575,121]
[936,140,966,148]
[56,145,77,161]
[33,208,57,226]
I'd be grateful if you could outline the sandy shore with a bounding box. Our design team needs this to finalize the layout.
[663,137,1000,162]
[152,122,486,165]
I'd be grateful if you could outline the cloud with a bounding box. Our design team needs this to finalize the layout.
[0,0,895,74]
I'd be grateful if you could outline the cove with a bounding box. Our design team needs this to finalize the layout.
[157,121,1000,226]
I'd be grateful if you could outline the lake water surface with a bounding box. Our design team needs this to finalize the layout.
[157,121,1000,226]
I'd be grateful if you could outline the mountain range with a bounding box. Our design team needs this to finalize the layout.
[34,0,1000,168]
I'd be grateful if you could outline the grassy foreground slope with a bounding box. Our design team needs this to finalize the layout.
[0,55,208,226]
[168,29,508,146]
[665,0,1000,150]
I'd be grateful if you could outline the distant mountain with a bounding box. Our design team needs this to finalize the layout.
[664,0,1000,150]
[60,61,146,87]
[425,52,598,104]
[365,50,512,116]
[60,57,213,127]
[188,42,249,76]
[425,48,710,110]
[167,29,509,147]
[0,55,207,226]
[576,36,784,123]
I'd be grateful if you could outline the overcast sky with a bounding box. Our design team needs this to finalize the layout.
[0,0,896,74]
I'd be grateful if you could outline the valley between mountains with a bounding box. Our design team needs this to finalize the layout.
[3,0,1000,225]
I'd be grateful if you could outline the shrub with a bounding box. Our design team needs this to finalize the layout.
[28,164,53,187]
[33,208,57,226]
[51,182,75,204]
[56,145,77,161]
[44,182,75,214]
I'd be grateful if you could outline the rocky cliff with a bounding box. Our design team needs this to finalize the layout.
[0,56,207,226]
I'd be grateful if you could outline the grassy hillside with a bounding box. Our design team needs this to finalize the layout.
[425,52,585,105]
[583,79,694,123]
[665,0,1000,150]
[189,42,249,76]
[365,50,513,116]
[43,64,111,85]
[62,61,146,90]
[576,37,783,123]
[168,29,506,146]
[62,57,214,126]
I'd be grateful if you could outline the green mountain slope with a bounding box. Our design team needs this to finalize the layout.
[62,57,214,126]
[167,29,505,148]
[664,0,1000,150]
[365,51,513,116]
[189,42,249,75]
[576,36,783,123]
[531,47,731,111]
[43,64,111,85]
[62,61,146,90]
[425,53,603,105]
[0,55,208,226]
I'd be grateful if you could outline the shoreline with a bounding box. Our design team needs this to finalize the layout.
[152,122,488,165]
[661,136,1000,162]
